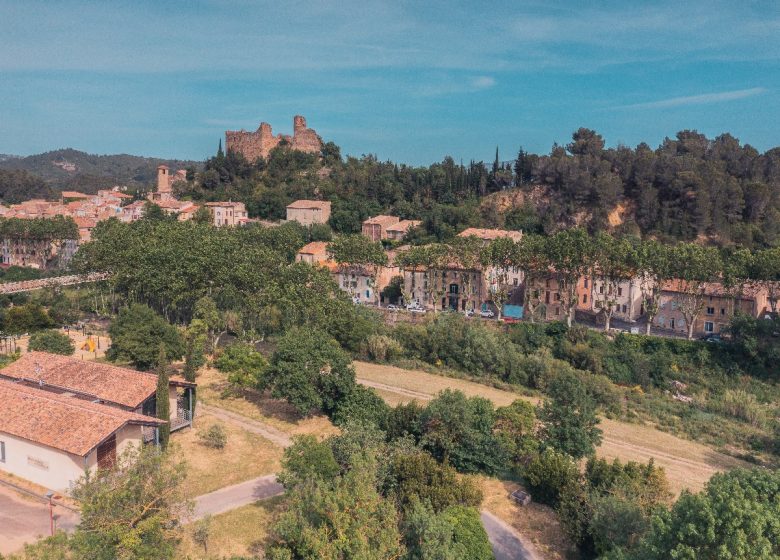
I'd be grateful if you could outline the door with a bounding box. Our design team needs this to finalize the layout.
[97,434,117,470]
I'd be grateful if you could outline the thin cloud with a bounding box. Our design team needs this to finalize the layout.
[616,87,768,109]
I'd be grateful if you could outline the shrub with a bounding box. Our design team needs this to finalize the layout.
[198,424,227,449]
[366,334,403,362]
[440,506,494,560]
[522,448,580,506]
[331,385,390,430]
[106,304,184,370]
[712,389,767,427]
[214,342,268,388]
[28,329,75,355]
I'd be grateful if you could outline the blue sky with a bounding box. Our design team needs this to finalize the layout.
[1,0,778,164]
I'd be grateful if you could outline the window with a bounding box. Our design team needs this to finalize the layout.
[555,307,560,316]
[622,305,627,313]
[704,321,714,333]
[706,307,715,315]
[584,279,589,288]
[618,287,623,296]
[721,308,726,315]
[599,285,604,294]
[0,441,4,463]
[582,294,588,304]
[513,278,518,286]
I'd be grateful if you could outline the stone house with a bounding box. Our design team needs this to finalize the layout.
[362,215,401,241]
[205,201,248,227]
[295,241,329,265]
[654,281,769,336]
[286,200,331,226]
[385,220,422,241]
[588,276,646,323]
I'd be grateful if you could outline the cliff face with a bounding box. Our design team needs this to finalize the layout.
[225,115,322,162]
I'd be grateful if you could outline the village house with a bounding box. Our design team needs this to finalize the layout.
[295,241,329,265]
[525,274,566,321]
[586,276,647,323]
[205,201,248,227]
[286,200,331,226]
[362,215,400,241]
[385,219,422,241]
[0,379,164,491]
[0,352,195,432]
[654,281,769,337]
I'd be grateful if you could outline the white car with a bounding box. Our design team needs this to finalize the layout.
[479,309,495,318]
[463,309,475,317]
[407,304,426,314]
[386,304,399,311]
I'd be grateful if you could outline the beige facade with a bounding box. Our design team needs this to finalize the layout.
[590,276,645,322]
[286,200,331,226]
[362,215,400,241]
[0,424,144,492]
[385,220,422,241]
[206,202,248,227]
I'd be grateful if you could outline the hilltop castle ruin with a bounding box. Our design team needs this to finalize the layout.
[225,115,322,161]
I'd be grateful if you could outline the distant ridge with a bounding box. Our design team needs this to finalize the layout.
[0,148,201,192]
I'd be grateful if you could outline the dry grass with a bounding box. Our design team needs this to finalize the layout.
[14,330,108,360]
[196,366,339,439]
[178,497,282,559]
[479,477,577,560]
[173,412,284,497]
[356,361,750,495]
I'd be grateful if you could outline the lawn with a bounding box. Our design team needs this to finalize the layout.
[178,497,282,559]
[354,361,749,494]
[172,411,284,497]
[196,366,339,440]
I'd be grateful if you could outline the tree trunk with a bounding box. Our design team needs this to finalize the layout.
[687,321,695,340]
[604,312,612,332]
[645,319,652,335]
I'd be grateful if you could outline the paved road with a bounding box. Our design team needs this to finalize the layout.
[480,510,541,560]
[191,474,283,520]
[0,486,79,555]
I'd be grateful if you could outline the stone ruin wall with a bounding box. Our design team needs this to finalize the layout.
[225,115,322,162]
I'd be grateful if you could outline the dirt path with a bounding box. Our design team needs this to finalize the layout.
[0,486,79,555]
[480,510,542,560]
[354,361,748,494]
[191,475,283,521]
[199,402,293,448]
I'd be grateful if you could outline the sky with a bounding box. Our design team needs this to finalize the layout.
[1,0,779,165]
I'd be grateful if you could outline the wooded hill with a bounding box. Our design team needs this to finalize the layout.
[0,148,200,201]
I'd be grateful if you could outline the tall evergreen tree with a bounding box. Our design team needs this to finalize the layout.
[155,345,171,449]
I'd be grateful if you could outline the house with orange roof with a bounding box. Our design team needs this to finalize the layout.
[0,379,165,491]
[362,215,400,241]
[385,219,422,241]
[296,241,330,264]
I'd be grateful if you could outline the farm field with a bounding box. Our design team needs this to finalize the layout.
[354,361,749,494]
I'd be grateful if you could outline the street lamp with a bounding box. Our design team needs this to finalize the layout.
[44,491,62,536]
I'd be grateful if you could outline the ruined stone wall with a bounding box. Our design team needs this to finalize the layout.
[225,115,322,162]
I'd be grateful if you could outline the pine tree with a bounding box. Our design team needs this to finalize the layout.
[492,146,500,175]
[155,345,171,449]
[216,139,224,159]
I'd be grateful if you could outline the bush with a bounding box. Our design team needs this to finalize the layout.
[366,334,403,362]
[331,385,390,429]
[440,506,494,560]
[713,389,767,427]
[198,424,227,449]
[27,330,75,355]
[214,342,268,388]
[522,448,580,506]
[106,304,184,370]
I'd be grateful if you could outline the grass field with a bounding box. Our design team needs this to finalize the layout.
[172,411,284,497]
[354,360,749,494]
[196,366,340,439]
[178,497,282,559]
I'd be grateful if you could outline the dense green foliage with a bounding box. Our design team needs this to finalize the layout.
[622,468,780,560]
[539,371,602,459]
[261,327,356,417]
[106,304,184,370]
[213,341,268,388]
[27,329,75,355]
[0,216,78,240]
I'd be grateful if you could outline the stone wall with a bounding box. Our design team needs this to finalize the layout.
[226,115,322,162]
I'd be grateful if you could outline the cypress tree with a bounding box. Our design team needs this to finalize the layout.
[155,345,171,449]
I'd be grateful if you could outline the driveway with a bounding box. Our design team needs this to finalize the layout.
[480,510,541,560]
[0,486,79,555]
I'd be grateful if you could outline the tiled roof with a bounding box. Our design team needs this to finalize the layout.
[298,241,329,255]
[386,219,422,232]
[287,199,331,210]
[205,201,246,208]
[0,352,161,409]
[458,228,523,242]
[363,215,400,227]
[61,191,89,199]
[661,280,768,299]
[0,379,163,457]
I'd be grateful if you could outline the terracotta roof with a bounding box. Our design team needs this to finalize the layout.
[363,215,400,227]
[298,241,329,255]
[73,217,97,229]
[386,219,422,233]
[0,352,164,409]
[61,191,89,199]
[661,280,768,299]
[0,379,163,457]
[287,199,331,210]
[458,228,523,242]
[205,201,246,208]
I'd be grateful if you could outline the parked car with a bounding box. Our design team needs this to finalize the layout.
[386,304,399,311]
[701,333,723,344]
[405,301,423,311]
[408,306,427,314]
[479,309,495,318]
[463,309,475,318]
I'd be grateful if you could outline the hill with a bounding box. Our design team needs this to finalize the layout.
[0,148,201,193]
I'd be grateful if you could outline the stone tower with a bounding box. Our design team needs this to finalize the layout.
[225,115,322,162]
